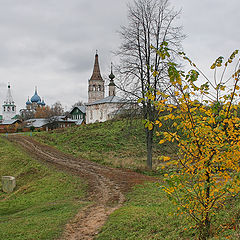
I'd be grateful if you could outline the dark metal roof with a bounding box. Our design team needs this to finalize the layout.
[70,105,86,114]
[86,96,126,106]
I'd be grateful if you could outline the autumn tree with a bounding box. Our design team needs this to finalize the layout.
[116,0,185,168]
[34,106,52,118]
[34,101,64,120]
[153,46,240,239]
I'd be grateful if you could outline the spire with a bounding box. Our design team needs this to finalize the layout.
[26,96,31,105]
[109,62,115,80]
[5,83,14,104]
[31,86,41,103]
[90,51,103,81]
[108,63,116,96]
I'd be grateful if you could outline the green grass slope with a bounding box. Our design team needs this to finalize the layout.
[34,119,240,239]
[96,182,240,239]
[0,137,88,240]
[34,119,175,170]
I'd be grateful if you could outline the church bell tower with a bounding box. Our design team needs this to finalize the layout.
[88,51,105,103]
[2,83,16,120]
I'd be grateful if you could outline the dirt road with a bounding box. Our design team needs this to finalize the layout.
[8,135,152,240]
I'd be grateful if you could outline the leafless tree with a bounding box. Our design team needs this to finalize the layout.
[51,101,64,116]
[116,0,185,169]
[71,101,85,108]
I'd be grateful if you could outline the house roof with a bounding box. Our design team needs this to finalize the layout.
[26,119,48,128]
[70,105,86,114]
[86,96,126,106]
[0,119,21,125]
[26,117,76,128]
[51,116,75,123]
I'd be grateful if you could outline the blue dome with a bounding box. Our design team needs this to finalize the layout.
[26,97,31,105]
[31,90,41,103]
[41,100,46,106]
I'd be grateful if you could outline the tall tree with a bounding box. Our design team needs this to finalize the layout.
[71,101,85,108]
[34,106,52,118]
[153,46,240,239]
[116,0,185,168]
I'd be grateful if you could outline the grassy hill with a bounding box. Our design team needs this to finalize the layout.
[0,137,89,240]
[1,119,239,239]
[34,119,176,171]
[34,119,240,239]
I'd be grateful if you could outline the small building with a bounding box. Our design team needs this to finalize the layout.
[25,117,76,131]
[24,118,49,131]
[68,106,86,125]
[0,119,22,133]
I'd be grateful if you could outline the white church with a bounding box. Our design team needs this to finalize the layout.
[0,53,132,125]
[85,53,127,124]
[1,84,17,121]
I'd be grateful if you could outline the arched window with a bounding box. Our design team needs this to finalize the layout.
[90,110,93,120]
[100,110,103,119]
[98,85,101,91]
[93,85,96,91]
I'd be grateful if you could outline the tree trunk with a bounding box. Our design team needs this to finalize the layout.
[146,128,153,169]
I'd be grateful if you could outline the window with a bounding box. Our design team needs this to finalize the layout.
[90,110,93,120]
[100,110,103,119]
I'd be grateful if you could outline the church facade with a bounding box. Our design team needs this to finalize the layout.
[20,87,46,120]
[26,87,46,110]
[86,53,126,124]
[2,84,17,120]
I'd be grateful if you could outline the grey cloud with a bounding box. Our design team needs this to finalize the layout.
[0,0,239,111]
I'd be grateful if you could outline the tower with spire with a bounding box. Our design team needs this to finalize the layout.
[2,83,16,120]
[88,51,105,104]
[108,63,116,97]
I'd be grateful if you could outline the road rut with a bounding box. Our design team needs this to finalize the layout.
[8,135,152,240]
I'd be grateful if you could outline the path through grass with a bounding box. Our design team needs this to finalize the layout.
[0,136,88,240]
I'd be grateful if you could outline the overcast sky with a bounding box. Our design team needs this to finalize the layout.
[0,0,239,112]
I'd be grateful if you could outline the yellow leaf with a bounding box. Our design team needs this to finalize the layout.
[159,140,165,144]
[175,91,179,96]
[148,123,153,130]
[163,156,170,161]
